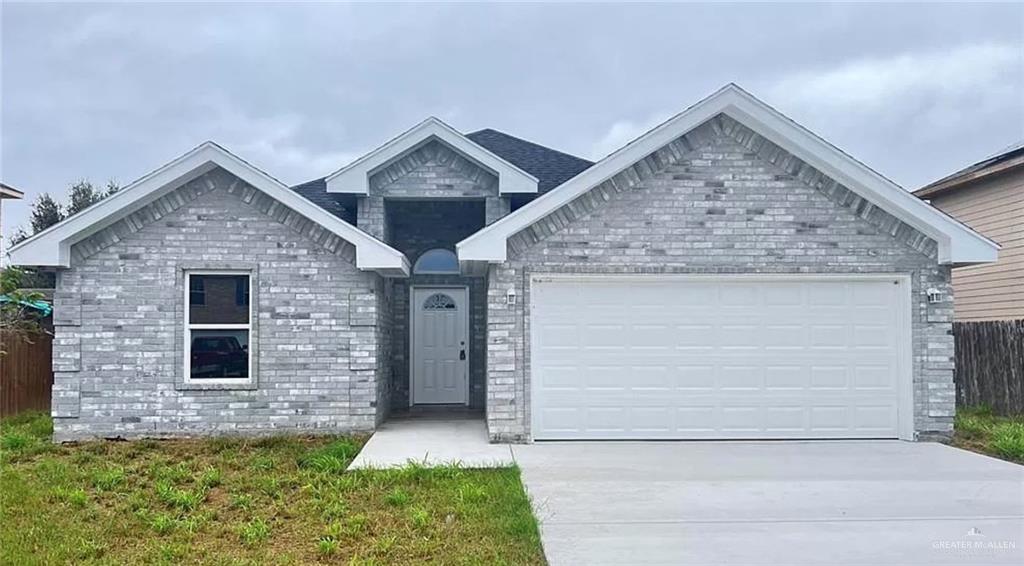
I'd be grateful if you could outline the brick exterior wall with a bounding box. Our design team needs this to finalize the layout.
[356,140,509,240]
[374,180,494,410]
[486,114,954,442]
[51,168,384,441]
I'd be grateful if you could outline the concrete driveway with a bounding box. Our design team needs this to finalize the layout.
[512,441,1024,565]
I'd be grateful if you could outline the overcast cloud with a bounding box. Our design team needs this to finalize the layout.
[2,2,1022,240]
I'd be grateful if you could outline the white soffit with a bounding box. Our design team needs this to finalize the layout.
[324,117,538,195]
[457,84,999,266]
[7,142,410,277]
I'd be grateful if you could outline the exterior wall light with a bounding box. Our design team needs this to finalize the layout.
[507,288,517,306]
[926,288,943,304]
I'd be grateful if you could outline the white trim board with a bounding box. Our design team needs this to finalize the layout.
[7,142,410,277]
[324,117,539,195]
[458,84,999,266]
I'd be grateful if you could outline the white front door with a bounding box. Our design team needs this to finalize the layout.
[412,287,469,405]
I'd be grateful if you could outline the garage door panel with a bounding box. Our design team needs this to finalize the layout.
[531,277,907,440]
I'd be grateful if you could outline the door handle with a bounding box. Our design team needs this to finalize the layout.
[459,349,466,361]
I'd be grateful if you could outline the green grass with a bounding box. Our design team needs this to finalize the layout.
[952,406,1024,464]
[0,412,545,565]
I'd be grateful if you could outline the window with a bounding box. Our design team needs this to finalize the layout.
[423,293,457,310]
[186,272,251,382]
[413,248,459,275]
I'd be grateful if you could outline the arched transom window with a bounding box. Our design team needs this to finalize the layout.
[413,248,459,275]
[422,293,457,310]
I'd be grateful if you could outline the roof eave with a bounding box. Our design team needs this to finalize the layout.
[7,142,410,277]
[324,117,539,195]
[457,83,999,267]
[914,154,1024,199]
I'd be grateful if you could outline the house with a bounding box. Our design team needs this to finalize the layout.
[1,182,25,260]
[913,142,1023,321]
[8,84,997,443]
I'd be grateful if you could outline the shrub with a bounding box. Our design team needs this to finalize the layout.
[197,466,222,489]
[316,536,339,557]
[409,507,430,530]
[991,422,1024,461]
[155,481,204,512]
[92,467,126,491]
[384,488,411,507]
[150,513,175,535]
[298,439,360,473]
[238,518,270,546]
[1,431,32,452]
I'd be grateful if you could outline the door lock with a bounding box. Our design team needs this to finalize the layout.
[459,349,466,361]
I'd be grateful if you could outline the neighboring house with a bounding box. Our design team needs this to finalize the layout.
[913,143,1023,321]
[1,182,26,261]
[8,84,997,443]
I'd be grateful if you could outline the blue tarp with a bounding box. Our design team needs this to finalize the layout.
[0,294,53,317]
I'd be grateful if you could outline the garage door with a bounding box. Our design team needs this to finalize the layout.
[530,276,910,440]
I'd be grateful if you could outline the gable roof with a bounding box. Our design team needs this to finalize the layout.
[458,83,999,266]
[914,140,1024,199]
[290,130,593,210]
[465,129,594,193]
[324,117,539,195]
[7,142,409,276]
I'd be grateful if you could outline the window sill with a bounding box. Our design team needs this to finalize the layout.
[176,380,258,392]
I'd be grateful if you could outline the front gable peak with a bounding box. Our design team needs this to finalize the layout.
[324,117,539,195]
[458,84,999,266]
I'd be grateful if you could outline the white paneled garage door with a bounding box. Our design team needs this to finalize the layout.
[530,276,911,440]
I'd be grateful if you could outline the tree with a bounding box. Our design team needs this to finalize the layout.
[0,266,47,354]
[29,193,64,234]
[67,180,105,216]
[17,178,121,239]
[7,227,28,246]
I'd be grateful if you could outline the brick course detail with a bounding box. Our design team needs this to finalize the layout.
[486,114,954,442]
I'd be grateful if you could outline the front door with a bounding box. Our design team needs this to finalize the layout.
[412,287,469,405]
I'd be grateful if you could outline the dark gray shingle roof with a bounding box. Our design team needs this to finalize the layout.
[291,178,356,223]
[466,129,594,193]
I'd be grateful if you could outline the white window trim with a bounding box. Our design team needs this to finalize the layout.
[184,270,253,385]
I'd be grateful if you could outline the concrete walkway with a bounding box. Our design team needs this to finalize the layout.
[347,418,513,469]
[513,441,1024,566]
[348,422,1023,564]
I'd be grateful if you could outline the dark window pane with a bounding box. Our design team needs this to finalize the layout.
[189,276,205,305]
[189,329,249,379]
[423,293,457,310]
[188,274,249,324]
[413,249,459,274]
[235,278,250,306]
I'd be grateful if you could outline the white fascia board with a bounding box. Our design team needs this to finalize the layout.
[458,84,999,265]
[324,117,538,195]
[8,142,410,276]
[0,184,25,199]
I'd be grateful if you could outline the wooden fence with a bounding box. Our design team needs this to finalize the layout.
[954,320,1024,415]
[0,331,54,418]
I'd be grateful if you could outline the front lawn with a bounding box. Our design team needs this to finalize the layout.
[952,406,1024,465]
[0,412,545,565]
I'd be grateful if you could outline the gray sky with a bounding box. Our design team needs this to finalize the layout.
[2,2,1022,241]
